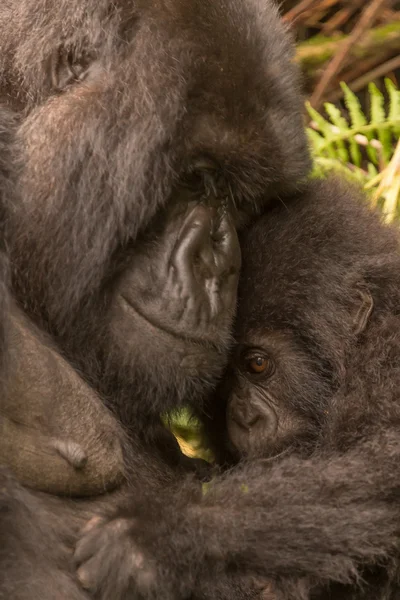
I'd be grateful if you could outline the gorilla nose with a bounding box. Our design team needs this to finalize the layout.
[230,399,260,429]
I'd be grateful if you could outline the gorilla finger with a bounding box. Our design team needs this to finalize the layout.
[81,515,104,535]
[76,557,103,592]
[74,529,106,566]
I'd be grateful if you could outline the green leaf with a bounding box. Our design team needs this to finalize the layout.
[340,82,366,128]
[306,102,335,139]
[306,128,325,152]
[324,103,350,163]
[369,83,386,124]
[386,78,400,136]
[369,83,391,164]
[308,80,399,185]
[367,162,378,178]
[366,142,379,166]
[324,102,348,130]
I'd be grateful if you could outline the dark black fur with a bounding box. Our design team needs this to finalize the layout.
[75,178,400,600]
[0,0,310,598]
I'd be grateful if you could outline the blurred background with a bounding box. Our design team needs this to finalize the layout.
[283,0,399,110]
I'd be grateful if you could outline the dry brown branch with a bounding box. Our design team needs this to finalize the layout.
[296,22,400,70]
[328,54,400,102]
[283,0,322,25]
[310,0,391,108]
[321,7,357,36]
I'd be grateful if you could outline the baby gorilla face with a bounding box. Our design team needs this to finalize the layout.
[216,178,380,464]
[224,330,325,460]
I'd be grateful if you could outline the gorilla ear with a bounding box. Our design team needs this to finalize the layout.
[352,288,374,336]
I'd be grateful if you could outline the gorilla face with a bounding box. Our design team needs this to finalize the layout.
[222,330,322,459]
[3,0,309,317]
[0,0,310,417]
[105,191,242,409]
[214,179,385,463]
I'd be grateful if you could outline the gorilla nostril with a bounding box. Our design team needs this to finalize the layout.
[190,203,211,226]
[246,413,260,427]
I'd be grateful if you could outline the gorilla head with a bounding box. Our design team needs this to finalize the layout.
[205,177,400,464]
[0,0,310,421]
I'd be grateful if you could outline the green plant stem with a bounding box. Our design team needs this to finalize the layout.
[309,120,398,155]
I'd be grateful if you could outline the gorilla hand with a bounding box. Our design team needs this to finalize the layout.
[75,509,280,600]
[75,516,160,599]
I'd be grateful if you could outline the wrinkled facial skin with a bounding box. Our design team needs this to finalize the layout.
[116,193,241,346]
[106,190,241,408]
[223,331,325,460]
[1,0,310,332]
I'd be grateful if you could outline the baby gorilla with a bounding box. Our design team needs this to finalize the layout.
[75,177,400,600]
[217,178,399,465]
[206,176,400,598]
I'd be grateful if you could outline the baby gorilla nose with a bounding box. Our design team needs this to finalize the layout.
[230,398,260,429]
[227,395,278,457]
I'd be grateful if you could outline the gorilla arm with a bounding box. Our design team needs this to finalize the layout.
[1,192,240,498]
[0,303,125,496]
[0,105,125,497]
[74,429,400,600]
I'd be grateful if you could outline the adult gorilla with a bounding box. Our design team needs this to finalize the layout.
[0,0,309,598]
[0,0,308,420]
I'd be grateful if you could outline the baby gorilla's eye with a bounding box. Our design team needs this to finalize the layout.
[244,354,275,376]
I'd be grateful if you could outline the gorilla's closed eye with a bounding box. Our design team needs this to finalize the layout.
[181,170,206,191]
[50,47,95,91]
[241,350,275,377]
[191,157,219,173]
[181,157,220,194]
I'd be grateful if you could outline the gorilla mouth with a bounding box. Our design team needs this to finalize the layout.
[119,294,220,350]
[119,294,180,338]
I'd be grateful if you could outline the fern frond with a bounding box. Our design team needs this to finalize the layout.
[340,83,366,129]
[307,79,400,172]
[387,79,400,137]
[369,82,392,165]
